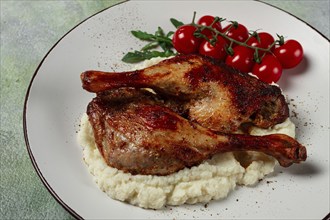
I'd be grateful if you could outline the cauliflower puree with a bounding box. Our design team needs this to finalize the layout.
[77,57,296,209]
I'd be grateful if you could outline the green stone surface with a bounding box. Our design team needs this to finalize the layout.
[0,1,329,219]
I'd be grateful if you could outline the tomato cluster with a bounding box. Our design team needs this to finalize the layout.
[172,15,304,84]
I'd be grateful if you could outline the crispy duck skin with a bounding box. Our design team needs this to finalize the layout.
[87,88,306,176]
[81,54,289,133]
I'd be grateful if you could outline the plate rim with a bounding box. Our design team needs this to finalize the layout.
[22,1,329,219]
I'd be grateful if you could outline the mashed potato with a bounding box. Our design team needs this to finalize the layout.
[77,57,296,209]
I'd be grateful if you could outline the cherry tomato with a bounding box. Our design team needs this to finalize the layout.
[172,25,202,54]
[252,54,282,83]
[247,32,275,56]
[199,36,227,60]
[225,45,254,73]
[223,23,249,43]
[273,39,303,69]
[197,15,222,37]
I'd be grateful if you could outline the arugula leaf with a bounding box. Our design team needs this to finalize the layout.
[122,50,175,63]
[156,35,173,45]
[159,42,167,51]
[131,30,155,41]
[141,42,159,51]
[122,21,177,63]
[155,27,165,37]
[122,51,146,63]
[170,18,184,28]
[166,31,174,37]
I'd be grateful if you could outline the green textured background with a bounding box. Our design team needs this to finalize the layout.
[0,1,329,219]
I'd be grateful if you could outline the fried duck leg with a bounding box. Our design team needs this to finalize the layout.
[87,88,306,176]
[81,54,289,133]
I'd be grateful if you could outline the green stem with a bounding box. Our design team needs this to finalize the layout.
[244,31,258,44]
[192,11,197,24]
[210,16,221,27]
[195,24,275,53]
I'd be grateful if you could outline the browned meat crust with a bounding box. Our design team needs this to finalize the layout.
[86,88,306,176]
[81,55,306,176]
[82,54,289,133]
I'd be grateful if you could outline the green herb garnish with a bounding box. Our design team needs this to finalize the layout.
[122,27,176,63]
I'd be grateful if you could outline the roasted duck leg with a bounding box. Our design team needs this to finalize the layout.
[82,54,289,133]
[87,88,306,176]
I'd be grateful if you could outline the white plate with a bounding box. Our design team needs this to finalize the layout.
[24,1,329,219]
